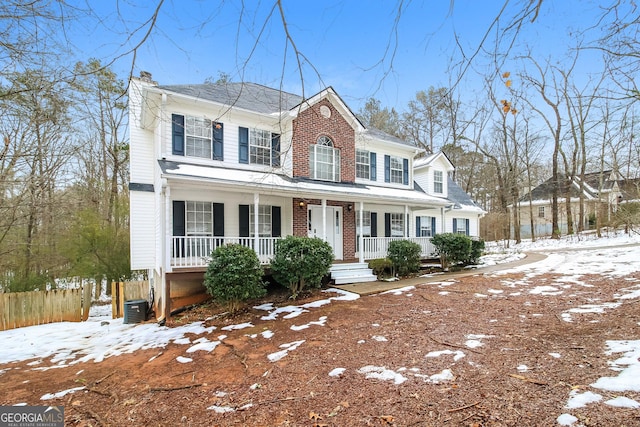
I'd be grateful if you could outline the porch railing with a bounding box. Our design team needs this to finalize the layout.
[171,236,280,268]
[361,236,436,260]
[171,236,436,269]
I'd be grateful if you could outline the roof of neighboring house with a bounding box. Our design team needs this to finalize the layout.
[157,81,417,147]
[519,171,640,203]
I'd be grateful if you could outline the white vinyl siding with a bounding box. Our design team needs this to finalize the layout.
[130,191,156,269]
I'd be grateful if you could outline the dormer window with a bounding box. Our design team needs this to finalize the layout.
[310,135,341,182]
[434,170,443,194]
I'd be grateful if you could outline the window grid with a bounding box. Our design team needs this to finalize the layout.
[356,149,370,179]
[309,137,340,182]
[249,205,272,237]
[356,211,372,251]
[249,129,271,165]
[455,218,467,234]
[391,213,404,237]
[185,116,212,158]
[186,201,212,236]
[419,216,433,237]
[538,206,545,218]
[434,170,443,193]
[390,156,403,184]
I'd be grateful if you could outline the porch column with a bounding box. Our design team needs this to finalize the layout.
[404,204,409,237]
[253,193,260,254]
[321,198,327,241]
[163,181,171,321]
[358,201,364,263]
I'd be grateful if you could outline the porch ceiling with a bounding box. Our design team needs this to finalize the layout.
[159,160,450,208]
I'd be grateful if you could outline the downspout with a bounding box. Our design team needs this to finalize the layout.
[160,93,167,159]
[404,204,409,237]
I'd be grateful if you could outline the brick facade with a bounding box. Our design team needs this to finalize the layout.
[290,97,358,260]
[291,99,356,183]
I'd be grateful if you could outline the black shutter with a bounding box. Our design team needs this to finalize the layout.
[370,212,377,237]
[465,218,470,236]
[431,217,436,236]
[370,152,377,181]
[416,216,421,237]
[403,158,409,185]
[384,213,391,237]
[271,133,281,167]
[239,127,249,164]
[384,155,390,183]
[453,218,457,234]
[172,114,184,156]
[172,201,185,257]
[213,203,224,236]
[272,206,281,237]
[239,205,250,237]
[213,122,224,160]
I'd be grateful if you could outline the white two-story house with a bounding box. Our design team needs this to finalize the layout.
[128,73,484,320]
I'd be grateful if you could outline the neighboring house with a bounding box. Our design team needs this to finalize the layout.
[511,170,640,238]
[128,73,485,319]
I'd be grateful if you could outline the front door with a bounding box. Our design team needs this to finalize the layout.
[308,205,343,260]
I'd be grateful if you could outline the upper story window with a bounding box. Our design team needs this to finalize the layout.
[356,150,377,181]
[172,114,223,160]
[239,127,280,167]
[384,155,409,185]
[434,170,443,194]
[249,129,272,165]
[310,135,341,182]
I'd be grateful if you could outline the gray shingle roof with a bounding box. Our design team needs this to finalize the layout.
[158,82,303,115]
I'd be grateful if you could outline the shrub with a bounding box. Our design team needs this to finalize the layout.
[203,244,267,313]
[431,233,485,269]
[466,239,486,264]
[387,240,422,277]
[368,258,393,279]
[271,236,334,299]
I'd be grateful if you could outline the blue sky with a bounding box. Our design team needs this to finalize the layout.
[68,0,608,112]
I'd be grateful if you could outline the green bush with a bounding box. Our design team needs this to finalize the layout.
[271,236,334,299]
[431,233,485,269]
[203,244,267,313]
[466,239,485,264]
[387,240,422,277]
[368,258,393,279]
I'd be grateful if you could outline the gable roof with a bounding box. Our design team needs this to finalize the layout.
[413,151,454,169]
[446,175,484,212]
[156,81,418,148]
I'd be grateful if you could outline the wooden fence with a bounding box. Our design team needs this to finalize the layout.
[0,285,92,332]
[111,280,150,319]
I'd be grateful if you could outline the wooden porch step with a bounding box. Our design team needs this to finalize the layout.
[330,263,377,285]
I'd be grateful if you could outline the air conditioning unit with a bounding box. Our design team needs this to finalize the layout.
[123,299,148,324]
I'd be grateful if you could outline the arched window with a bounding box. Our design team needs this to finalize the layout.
[309,135,341,181]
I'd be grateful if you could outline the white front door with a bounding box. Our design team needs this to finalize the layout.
[308,205,343,260]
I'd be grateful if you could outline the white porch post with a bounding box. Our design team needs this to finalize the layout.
[441,206,446,233]
[164,183,171,273]
[321,198,327,241]
[253,193,260,253]
[358,201,364,263]
[404,204,409,237]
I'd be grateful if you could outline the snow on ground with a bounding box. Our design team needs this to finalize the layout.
[1,232,639,419]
